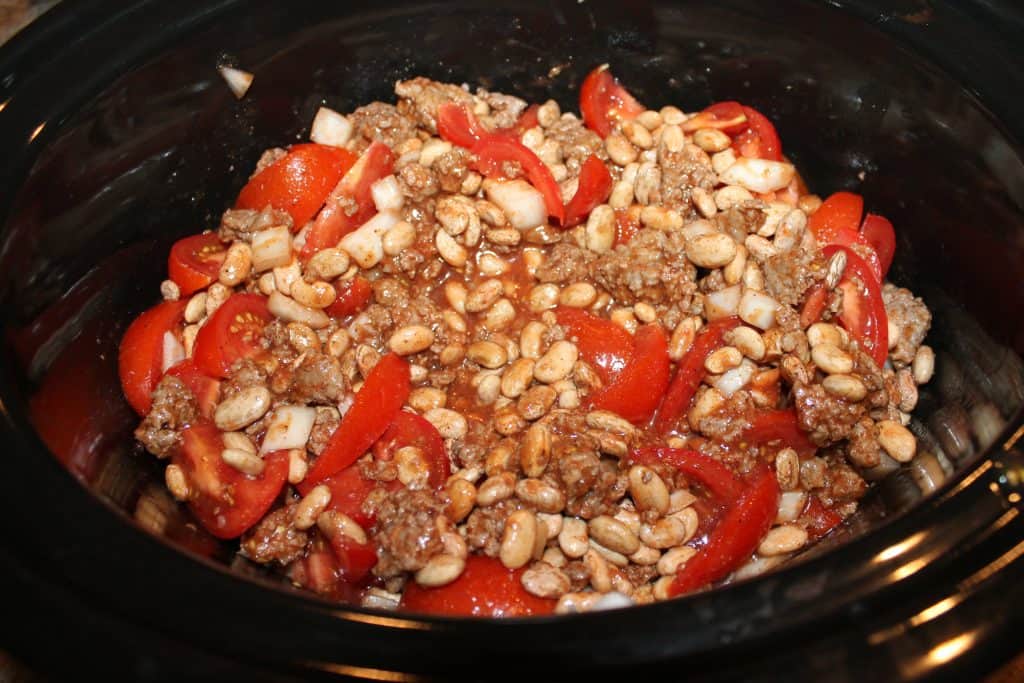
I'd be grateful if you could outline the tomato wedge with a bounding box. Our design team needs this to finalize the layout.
[168,233,227,296]
[823,245,889,367]
[588,324,670,424]
[681,101,748,135]
[742,409,815,455]
[563,154,613,227]
[175,422,289,539]
[669,466,780,596]
[401,555,556,617]
[860,213,896,280]
[192,293,272,378]
[325,531,377,584]
[300,141,396,260]
[655,316,741,435]
[803,496,843,541]
[799,282,829,328]
[303,353,411,486]
[555,307,633,383]
[318,465,384,529]
[118,300,187,415]
[733,106,782,162]
[165,359,221,420]
[373,410,451,489]
[629,447,743,503]
[437,103,565,225]
[807,191,863,244]
[579,65,645,139]
[325,276,373,319]
[236,143,357,230]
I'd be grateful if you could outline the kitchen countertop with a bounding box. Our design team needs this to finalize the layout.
[0,2,1022,681]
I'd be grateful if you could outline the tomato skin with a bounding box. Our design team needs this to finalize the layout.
[563,154,613,227]
[176,422,289,539]
[325,276,373,319]
[655,317,741,435]
[168,233,227,296]
[326,532,377,584]
[807,191,863,246]
[803,496,843,541]
[236,143,357,230]
[555,307,633,383]
[588,324,671,424]
[373,410,451,489]
[823,245,889,367]
[192,293,272,378]
[799,282,829,328]
[669,466,780,596]
[860,213,896,280]
[629,448,743,502]
[401,555,556,617]
[300,141,395,260]
[317,465,384,529]
[743,409,816,455]
[579,65,645,139]
[118,300,187,415]
[437,103,487,148]
[165,359,221,420]
[303,353,411,486]
[734,106,782,161]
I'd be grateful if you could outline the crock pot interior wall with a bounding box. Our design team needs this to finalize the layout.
[1,0,1023,679]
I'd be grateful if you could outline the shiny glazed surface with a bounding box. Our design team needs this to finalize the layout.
[0,0,1023,680]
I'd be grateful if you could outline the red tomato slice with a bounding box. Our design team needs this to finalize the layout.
[373,410,451,490]
[192,293,272,378]
[165,359,221,420]
[300,141,396,260]
[588,324,670,424]
[236,143,357,230]
[681,101,748,135]
[437,102,489,148]
[742,409,816,455]
[799,282,829,328]
[733,106,782,162]
[655,317,741,435]
[669,466,780,596]
[555,307,633,383]
[317,465,384,529]
[860,213,896,280]
[118,300,187,415]
[824,245,889,367]
[563,154,613,227]
[401,555,556,617]
[168,233,227,296]
[579,65,645,139]
[613,207,641,247]
[629,448,743,503]
[509,104,540,136]
[175,422,289,539]
[304,353,411,486]
[472,136,566,225]
[325,276,373,319]
[803,496,843,541]
[807,191,864,246]
[325,531,378,584]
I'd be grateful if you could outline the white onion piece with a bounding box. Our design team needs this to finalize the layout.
[218,66,253,99]
[591,592,635,611]
[292,223,309,252]
[310,106,352,147]
[371,175,404,212]
[418,139,452,168]
[251,226,293,272]
[738,289,779,329]
[704,285,742,320]
[776,491,808,524]
[267,291,329,329]
[260,405,317,454]
[719,157,795,193]
[161,332,185,373]
[485,179,546,230]
[339,209,400,269]
[711,359,756,398]
[337,394,354,418]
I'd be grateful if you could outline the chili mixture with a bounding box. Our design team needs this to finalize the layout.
[119,66,934,616]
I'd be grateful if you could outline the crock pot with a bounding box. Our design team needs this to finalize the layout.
[1,1,1023,680]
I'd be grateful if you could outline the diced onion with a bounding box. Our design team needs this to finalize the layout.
[776,491,807,523]
[485,179,546,230]
[161,331,185,373]
[339,209,400,269]
[371,175,404,212]
[218,66,253,99]
[738,289,779,330]
[260,405,317,454]
[310,106,352,148]
[704,285,742,320]
[711,359,756,398]
[592,592,635,611]
[719,157,795,193]
[251,226,293,272]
